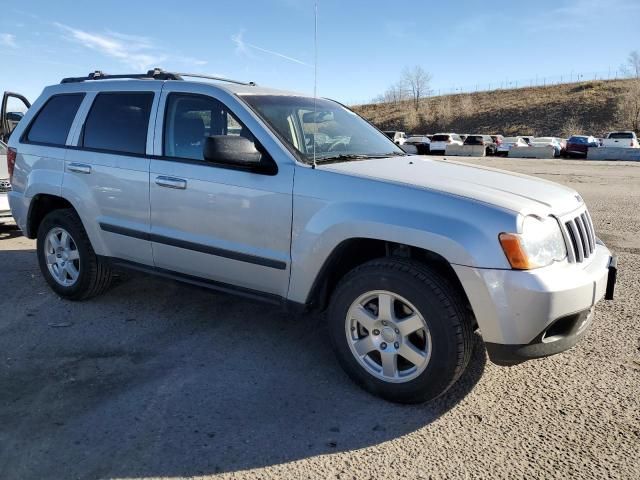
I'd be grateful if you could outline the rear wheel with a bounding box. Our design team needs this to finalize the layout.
[37,209,113,300]
[327,258,474,403]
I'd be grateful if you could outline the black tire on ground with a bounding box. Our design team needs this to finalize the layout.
[327,258,474,404]
[37,208,113,300]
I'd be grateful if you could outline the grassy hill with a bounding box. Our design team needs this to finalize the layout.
[352,79,637,137]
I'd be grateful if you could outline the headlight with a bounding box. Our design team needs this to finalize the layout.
[499,216,567,269]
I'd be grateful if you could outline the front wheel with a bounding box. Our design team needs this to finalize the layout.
[327,258,474,403]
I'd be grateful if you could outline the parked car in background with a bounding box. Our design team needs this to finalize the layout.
[602,131,639,148]
[464,134,498,155]
[558,138,568,156]
[531,137,562,157]
[0,140,11,220]
[430,133,463,154]
[497,136,529,156]
[459,134,469,143]
[383,131,407,145]
[566,135,599,158]
[404,135,431,155]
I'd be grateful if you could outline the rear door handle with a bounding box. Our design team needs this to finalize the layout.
[155,176,187,190]
[68,163,91,174]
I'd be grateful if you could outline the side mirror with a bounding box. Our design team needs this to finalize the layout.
[203,136,262,166]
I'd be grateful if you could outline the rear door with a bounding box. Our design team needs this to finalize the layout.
[149,83,294,299]
[64,83,160,265]
[1,91,31,142]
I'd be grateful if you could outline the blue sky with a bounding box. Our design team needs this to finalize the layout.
[0,0,639,105]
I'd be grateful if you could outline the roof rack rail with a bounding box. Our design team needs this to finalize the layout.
[174,73,256,86]
[60,68,256,86]
[60,68,181,84]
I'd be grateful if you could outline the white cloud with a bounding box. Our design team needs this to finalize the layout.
[0,33,17,48]
[525,0,640,32]
[54,23,166,70]
[232,29,311,67]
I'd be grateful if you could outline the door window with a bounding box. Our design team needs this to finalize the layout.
[163,93,254,161]
[26,94,84,146]
[82,92,154,155]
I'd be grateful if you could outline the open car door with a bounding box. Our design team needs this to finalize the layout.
[1,91,31,143]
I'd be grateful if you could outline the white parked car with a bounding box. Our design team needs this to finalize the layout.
[497,136,529,156]
[429,133,463,154]
[404,135,431,155]
[0,140,12,220]
[531,137,562,157]
[383,131,407,145]
[601,131,639,148]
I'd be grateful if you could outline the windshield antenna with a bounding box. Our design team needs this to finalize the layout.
[312,0,318,169]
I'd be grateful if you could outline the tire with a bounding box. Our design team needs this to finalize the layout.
[327,258,474,404]
[37,208,113,300]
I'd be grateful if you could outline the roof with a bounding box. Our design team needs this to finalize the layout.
[54,68,306,97]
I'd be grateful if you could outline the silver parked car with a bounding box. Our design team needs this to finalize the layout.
[6,69,616,403]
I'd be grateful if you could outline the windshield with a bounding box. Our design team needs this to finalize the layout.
[241,95,404,163]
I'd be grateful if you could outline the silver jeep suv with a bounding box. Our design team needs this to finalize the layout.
[7,69,616,403]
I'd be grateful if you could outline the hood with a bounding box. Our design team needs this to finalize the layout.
[319,156,582,216]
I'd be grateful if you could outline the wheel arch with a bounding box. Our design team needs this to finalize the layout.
[26,194,76,238]
[304,237,474,318]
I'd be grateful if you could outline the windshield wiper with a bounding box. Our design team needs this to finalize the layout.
[313,152,406,163]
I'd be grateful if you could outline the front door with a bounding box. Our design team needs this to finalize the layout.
[149,86,293,299]
[0,91,31,142]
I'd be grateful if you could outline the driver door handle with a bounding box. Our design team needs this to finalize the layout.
[68,163,92,174]
[155,176,187,190]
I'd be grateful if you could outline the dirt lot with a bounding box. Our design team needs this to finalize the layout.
[1,158,639,480]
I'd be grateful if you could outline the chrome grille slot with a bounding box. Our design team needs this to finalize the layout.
[580,213,594,253]
[562,207,596,264]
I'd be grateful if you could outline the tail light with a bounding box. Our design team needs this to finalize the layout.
[7,147,17,181]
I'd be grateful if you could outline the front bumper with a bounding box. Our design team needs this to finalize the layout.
[453,243,615,365]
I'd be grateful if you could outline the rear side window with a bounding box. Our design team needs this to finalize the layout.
[608,132,633,139]
[432,134,450,141]
[26,94,84,146]
[82,92,154,155]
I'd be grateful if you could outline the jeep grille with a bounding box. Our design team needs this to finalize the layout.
[561,208,596,263]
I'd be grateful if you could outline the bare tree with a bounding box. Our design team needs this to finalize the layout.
[458,94,474,118]
[402,66,432,110]
[623,50,640,78]
[560,116,584,138]
[618,80,640,132]
[385,81,409,104]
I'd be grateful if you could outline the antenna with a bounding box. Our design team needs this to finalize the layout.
[312,0,318,169]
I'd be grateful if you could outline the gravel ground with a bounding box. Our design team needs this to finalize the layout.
[0,157,638,480]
